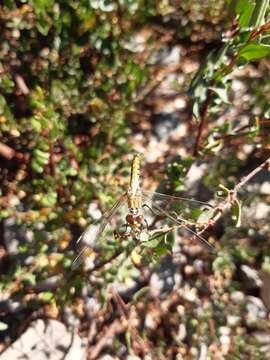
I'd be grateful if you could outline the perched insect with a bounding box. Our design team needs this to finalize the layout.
[72,154,216,270]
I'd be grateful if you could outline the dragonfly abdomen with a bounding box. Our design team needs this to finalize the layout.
[129,153,141,192]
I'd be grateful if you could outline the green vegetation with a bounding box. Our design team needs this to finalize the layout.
[0,0,270,358]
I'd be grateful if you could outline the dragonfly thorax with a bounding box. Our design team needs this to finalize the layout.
[127,187,142,210]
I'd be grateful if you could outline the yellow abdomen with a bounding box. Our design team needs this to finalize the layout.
[128,154,142,210]
[129,154,141,191]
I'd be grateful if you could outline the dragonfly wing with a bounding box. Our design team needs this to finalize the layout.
[142,190,214,225]
[72,193,127,270]
[142,191,216,254]
[143,190,213,207]
[71,246,96,271]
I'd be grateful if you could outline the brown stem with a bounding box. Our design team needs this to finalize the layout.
[193,89,213,156]
[14,74,29,95]
[0,142,16,159]
[89,318,127,360]
[0,142,26,161]
[234,156,270,193]
[247,19,270,42]
[195,156,270,239]
[49,140,55,177]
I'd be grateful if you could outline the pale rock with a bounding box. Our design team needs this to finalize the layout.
[0,319,86,360]
[230,291,245,304]
[241,265,263,288]
[227,315,241,327]
[246,296,267,323]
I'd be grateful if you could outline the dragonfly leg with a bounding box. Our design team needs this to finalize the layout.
[143,218,149,230]
[142,203,159,216]
[114,229,123,240]
[171,211,185,224]
[123,223,129,233]
[114,223,130,240]
[169,210,195,227]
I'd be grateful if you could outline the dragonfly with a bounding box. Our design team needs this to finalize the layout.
[72,154,216,270]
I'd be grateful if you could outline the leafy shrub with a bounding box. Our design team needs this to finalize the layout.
[0,0,270,358]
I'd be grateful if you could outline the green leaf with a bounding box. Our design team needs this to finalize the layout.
[19,245,29,253]
[0,321,8,331]
[0,95,7,111]
[209,86,230,104]
[32,159,44,173]
[239,44,270,61]
[262,256,270,273]
[231,199,242,228]
[39,291,54,302]
[31,117,42,132]
[249,0,270,27]
[40,244,49,253]
[40,191,57,207]
[0,75,14,92]
[23,273,36,286]
[237,0,256,28]
[227,0,255,27]
[50,120,59,140]
[35,149,50,161]
[141,238,160,248]
[67,166,78,176]
[213,252,235,272]
[154,244,171,257]
[218,184,231,196]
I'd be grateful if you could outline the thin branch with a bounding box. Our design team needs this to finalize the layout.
[0,142,16,159]
[49,140,55,177]
[234,156,270,193]
[193,88,213,156]
[195,156,270,240]
[88,318,127,360]
[14,74,29,95]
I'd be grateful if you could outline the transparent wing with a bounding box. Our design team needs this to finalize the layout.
[71,193,127,270]
[142,191,214,224]
[142,191,216,254]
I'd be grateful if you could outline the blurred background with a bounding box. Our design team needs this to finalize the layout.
[0,0,270,359]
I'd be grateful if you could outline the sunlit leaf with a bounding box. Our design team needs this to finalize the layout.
[239,44,270,61]
[0,322,8,331]
[231,198,242,228]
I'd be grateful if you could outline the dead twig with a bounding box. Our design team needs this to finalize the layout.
[14,74,29,95]
[88,318,127,360]
[0,142,16,160]
[49,140,55,177]
[195,156,270,240]
[193,87,213,156]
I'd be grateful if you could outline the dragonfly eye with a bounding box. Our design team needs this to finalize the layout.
[135,215,144,223]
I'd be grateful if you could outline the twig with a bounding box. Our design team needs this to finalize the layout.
[49,140,55,177]
[234,157,270,192]
[14,74,29,95]
[248,18,270,42]
[110,288,129,318]
[88,318,127,360]
[193,88,213,156]
[0,142,16,160]
[195,156,270,239]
